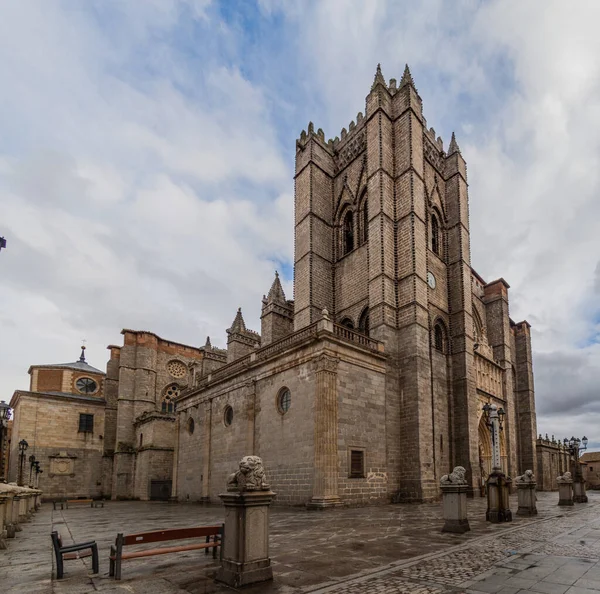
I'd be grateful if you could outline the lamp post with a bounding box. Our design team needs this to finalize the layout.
[0,401,11,481]
[563,435,588,503]
[17,439,28,487]
[33,461,42,489]
[28,455,36,488]
[482,402,511,523]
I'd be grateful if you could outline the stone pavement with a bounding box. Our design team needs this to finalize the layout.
[1,492,600,593]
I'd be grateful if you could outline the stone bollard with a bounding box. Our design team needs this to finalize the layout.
[216,456,276,588]
[0,495,8,549]
[558,472,574,506]
[440,466,470,533]
[486,471,512,523]
[515,470,537,516]
[573,477,588,503]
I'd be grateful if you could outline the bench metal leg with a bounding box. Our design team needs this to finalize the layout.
[56,553,64,579]
[109,545,115,577]
[91,543,99,574]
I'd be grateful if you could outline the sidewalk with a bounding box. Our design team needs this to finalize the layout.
[0,492,599,593]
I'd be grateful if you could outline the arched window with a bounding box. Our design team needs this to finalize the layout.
[187,417,195,435]
[360,192,368,244]
[358,308,370,336]
[343,210,354,255]
[340,318,354,330]
[431,213,441,256]
[433,322,446,353]
[473,309,484,343]
[161,384,180,413]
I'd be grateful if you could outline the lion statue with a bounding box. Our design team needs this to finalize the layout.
[440,466,467,485]
[557,471,572,483]
[516,469,535,484]
[227,456,270,492]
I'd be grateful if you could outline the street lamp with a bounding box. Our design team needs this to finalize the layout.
[563,435,588,503]
[482,403,505,472]
[17,439,28,486]
[0,401,11,481]
[28,454,37,487]
[482,402,511,523]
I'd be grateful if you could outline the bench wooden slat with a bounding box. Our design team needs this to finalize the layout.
[67,499,92,504]
[113,542,216,560]
[123,525,222,546]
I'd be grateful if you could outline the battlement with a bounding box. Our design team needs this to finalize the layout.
[423,124,445,152]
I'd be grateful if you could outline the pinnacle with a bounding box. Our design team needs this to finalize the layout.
[228,307,246,334]
[448,132,461,155]
[205,336,212,348]
[399,64,416,90]
[266,270,287,305]
[371,63,387,90]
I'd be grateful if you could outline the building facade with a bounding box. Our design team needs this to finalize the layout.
[172,64,538,506]
[7,348,107,498]
[7,64,541,505]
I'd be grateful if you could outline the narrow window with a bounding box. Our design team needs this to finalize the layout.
[350,450,365,478]
[278,388,291,414]
[340,318,354,330]
[139,433,143,448]
[358,308,370,336]
[362,196,368,243]
[434,324,444,352]
[343,211,354,254]
[224,405,234,427]
[78,413,94,433]
[431,213,440,256]
[187,417,195,435]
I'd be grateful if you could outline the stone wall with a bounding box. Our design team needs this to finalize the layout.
[536,436,570,491]
[7,392,105,498]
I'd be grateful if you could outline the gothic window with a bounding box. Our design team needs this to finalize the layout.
[340,318,354,330]
[360,191,368,244]
[161,384,180,413]
[343,210,354,255]
[358,308,370,336]
[473,310,484,343]
[187,417,195,435]
[433,322,446,353]
[431,213,441,256]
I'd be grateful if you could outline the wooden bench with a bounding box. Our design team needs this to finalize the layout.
[52,500,67,510]
[51,531,99,579]
[109,525,223,580]
[65,498,93,509]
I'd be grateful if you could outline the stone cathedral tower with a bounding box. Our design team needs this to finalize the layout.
[293,64,537,500]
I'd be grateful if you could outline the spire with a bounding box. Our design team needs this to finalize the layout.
[79,345,86,363]
[448,132,461,155]
[205,336,212,349]
[371,63,387,90]
[227,308,246,334]
[266,271,287,305]
[399,64,416,90]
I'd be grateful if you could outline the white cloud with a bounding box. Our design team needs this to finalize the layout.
[1,0,600,449]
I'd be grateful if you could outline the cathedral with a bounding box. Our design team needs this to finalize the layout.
[8,65,538,505]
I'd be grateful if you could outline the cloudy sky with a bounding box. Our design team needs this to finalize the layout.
[1,0,599,447]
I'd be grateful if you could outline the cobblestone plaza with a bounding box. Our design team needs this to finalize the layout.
[2,492,600,593]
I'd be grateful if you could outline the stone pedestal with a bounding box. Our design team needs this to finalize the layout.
[216,490,276,588]
[516,482,537,516]
[573,479,588,503]
[558,473,574,506]
[441,483,470,533]
[486,471,512,523]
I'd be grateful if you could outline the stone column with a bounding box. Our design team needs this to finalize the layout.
[486,472,512,523]
[515,470,537,516]
[308,353,341,509]
[558,472,574,506]
[216,456,276,588]
[440,467,470,533]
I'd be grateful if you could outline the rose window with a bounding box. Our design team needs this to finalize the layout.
[167,360,187,379]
